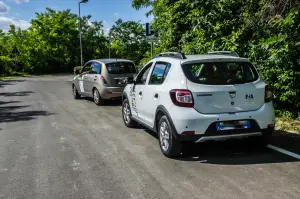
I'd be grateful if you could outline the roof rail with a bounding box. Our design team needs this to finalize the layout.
[154,52,186,59]
[207,51,239,57]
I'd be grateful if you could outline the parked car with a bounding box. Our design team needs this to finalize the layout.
[122,51,275,157]
[73,59,136,105]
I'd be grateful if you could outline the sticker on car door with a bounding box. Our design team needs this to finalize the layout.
[130,86,137,113]
[79,79,84,92]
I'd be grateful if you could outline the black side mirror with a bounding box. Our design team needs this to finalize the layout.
[125,77,134,84]
[75,69,81,75]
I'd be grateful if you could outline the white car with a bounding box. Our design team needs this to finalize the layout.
[122,51,275,157]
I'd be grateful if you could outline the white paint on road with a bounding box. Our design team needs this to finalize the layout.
[0,168,8,172]
[72,160,80,171]
[59,137,67,143]
[267,144,300,160]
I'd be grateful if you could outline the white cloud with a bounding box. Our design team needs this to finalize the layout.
[103,20,112,36]
[0,2,9,13]
[6,0,29,4]
[0,16,30,31]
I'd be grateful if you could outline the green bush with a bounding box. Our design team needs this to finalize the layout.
[73,66,83,75]
[0,56,13,75]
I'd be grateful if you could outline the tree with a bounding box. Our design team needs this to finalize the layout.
[108,19,149,65]
[131,0,300,117]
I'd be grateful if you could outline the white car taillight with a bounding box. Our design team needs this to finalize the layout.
[169,89,194,107]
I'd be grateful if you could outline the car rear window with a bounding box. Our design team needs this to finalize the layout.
[106,62,136,74]
[181,62,259,85]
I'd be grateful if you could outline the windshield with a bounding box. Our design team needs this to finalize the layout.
[106,62,136,74]
[182,62,259,85]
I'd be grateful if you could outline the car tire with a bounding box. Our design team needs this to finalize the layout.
[158,115,182,157]
[93,88,104,106]
[260,130,272,147]
[72,84,80,99]
[122,99,137,128]
[252,131,272,149]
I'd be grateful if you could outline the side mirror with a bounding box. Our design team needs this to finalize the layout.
[124,77,134,84]
[75,69,81,75]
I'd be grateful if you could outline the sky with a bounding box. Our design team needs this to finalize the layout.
[0,0,152,34]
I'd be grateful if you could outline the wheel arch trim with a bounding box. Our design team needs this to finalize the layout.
[155,105,179,138]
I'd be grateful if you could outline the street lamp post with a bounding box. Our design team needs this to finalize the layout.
[108,38,111,58]
[78,0,88,66]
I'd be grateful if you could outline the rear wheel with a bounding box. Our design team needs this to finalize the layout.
[72,84,80,99]
[93,88,104,106]
[122,99,137,128]
[252,131,272,149]
[158,116,182,157]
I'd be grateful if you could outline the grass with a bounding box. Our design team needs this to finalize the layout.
[0,72,31,80]
[276,117,300,134]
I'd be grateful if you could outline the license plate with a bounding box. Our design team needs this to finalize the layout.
[216,120,250,131]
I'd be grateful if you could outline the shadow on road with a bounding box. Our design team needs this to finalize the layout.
[0,91,34,97]
[0,80,25,88]
[0,110,54,123]
[79,97,122,106]
[175,140,298,165]
[142,129,299,165]
[0,103,54,124]
[0,82,12,88]
[0,105,30,112]
[271,130,300,155]
[0,101,20,105]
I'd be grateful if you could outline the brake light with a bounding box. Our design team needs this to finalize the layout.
[169,89,194,107]
[265,85,273,103]
[100,75,108,85]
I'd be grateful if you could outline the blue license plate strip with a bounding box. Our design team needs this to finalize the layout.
[216,120,250,131]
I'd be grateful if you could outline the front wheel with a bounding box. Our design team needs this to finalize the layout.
[122,99,137,128]
[158,116,182,157]
[93,88,104,106]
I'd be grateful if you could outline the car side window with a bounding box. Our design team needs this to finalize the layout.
[149,62,172,85]
[81,63,92,74]
[91,62,101,74]
[135,62,153,85]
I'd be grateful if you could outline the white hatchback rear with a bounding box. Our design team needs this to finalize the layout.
[122,51,275,157]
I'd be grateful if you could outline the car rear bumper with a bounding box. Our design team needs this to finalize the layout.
[175,126,274,143]
[168,102,275,143]
[99,87,124,99]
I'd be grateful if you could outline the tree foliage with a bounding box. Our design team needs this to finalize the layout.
[0,8,150,75]
[108,19,149,65]
[132,0,300,118]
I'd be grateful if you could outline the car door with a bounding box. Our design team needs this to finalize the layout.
[129,62,153,122]
[84,62,101,95]
[77,63,92,96]
[142,62,172,126]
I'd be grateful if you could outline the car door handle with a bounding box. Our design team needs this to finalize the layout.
[154,93,159,98]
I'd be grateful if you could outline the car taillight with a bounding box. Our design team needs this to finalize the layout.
[265,85,273,103]
[169,89,194,107]
[100,75,108,85]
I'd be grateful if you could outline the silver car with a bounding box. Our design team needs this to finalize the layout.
[72,59,137,105]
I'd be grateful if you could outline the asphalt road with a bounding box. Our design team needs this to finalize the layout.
[0,75,299,199]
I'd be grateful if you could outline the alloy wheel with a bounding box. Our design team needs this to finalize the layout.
[160,121,170,152]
